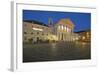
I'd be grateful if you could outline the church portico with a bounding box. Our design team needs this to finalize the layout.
[54,18,75,41]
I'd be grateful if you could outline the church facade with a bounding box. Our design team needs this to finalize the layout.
[53,19,74,41]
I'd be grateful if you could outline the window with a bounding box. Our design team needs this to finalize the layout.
[42,27,44,29]
[31,32,33,34]
[42,33,44,35]
[24,37,27,40]
[24,32,27,34]
[82,36,85,40]
[37,32,39,34]
[24,24,27,27]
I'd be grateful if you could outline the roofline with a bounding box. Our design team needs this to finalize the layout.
[23,20,49,27]
[74,29,91,33]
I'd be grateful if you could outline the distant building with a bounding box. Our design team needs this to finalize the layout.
[23,18,79,43]
[75,30,91,42]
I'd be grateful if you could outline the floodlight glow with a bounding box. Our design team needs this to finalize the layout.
[32,27,43,31]
[62,25,63,30]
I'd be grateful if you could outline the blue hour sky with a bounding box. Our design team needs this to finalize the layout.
[23,10,91,32]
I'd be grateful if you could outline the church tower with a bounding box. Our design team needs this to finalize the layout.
[48,17,53,26]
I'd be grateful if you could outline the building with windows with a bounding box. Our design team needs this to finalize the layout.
[75,30,91,42]
[23,20,53,43]
[23,18,79,43]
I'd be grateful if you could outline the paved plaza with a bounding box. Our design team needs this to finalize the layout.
[23,41,91,62]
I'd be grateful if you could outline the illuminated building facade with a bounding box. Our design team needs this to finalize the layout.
[23,20,52,43]
[53,19,74,41]
[23,18,78,43]
[75,30,91,42]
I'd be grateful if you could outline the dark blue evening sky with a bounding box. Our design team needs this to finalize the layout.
[23,10,91,32]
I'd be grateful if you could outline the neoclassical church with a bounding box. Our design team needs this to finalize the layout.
[23,18,78,43]
[53,18,74,41]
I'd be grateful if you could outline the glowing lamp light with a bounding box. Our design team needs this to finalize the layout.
[82,36,85,40]
[32,27,43,31]
[76,37,79,40]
